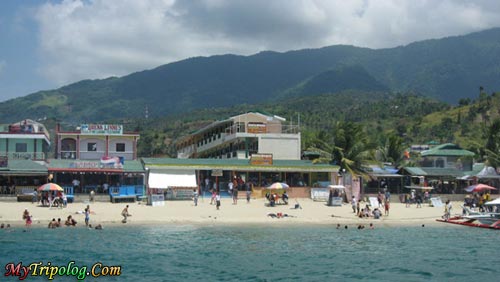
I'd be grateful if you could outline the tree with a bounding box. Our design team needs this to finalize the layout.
[378,134,405,168]
[331,121,375,176]
[484,118,500,168]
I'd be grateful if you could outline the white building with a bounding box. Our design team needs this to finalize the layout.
[176,112,301,160]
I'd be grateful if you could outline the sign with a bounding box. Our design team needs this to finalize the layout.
[69,159,123,169]
[150,194,165,207]
[250,153,273,165]
[247,123,267,134]
[80,124,123,135]
[211,169,223,177]
[0,156,7,167]
[69,161,100,169]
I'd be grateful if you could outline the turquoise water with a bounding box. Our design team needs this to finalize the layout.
[1,224,499,281]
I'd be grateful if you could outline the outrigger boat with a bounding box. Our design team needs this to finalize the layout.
[436,198,500,230]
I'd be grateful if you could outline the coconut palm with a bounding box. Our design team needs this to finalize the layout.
[331,121,376,176]
[378,134,405,168]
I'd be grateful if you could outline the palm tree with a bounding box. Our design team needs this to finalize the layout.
[331,121,375,176]
[484,118,500,168]
[378,134,405,168]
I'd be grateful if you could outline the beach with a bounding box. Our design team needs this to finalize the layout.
[0,197,455,228]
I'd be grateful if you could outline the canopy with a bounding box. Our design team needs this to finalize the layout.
[267,182,289,189]
[404,186,434,190]
[464,184,497,193]
[328,185,345,189]
[38,183,63,192]
[148,170,197,189]
[485,198,500,206]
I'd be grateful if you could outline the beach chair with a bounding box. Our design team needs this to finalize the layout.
[430,197,444,207]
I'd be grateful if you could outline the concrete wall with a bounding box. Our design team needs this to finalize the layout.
[258,134,301,160]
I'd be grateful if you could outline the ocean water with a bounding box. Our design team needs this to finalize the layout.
[1,224,499,281]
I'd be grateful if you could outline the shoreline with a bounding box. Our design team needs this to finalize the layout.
[0,198,456,229]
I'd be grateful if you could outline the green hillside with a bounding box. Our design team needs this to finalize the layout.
[1,28,500,123]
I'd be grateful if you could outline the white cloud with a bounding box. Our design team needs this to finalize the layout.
[34,0,500,86]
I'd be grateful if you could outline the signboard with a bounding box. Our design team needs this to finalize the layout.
[211,169,223,177]
[0,156,7,167]
[250,153,273,165]
[247,123,267,134]
[150,194,165,207]
[69,158,123,169]
[80,124,123,135]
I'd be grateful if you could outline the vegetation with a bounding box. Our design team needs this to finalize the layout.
[2,28,500,123]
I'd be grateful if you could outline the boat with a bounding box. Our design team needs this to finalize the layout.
[436,198,500,229]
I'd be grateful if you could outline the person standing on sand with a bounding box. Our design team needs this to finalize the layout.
[351,196,357,213]
[216,193,221,210]
[121,205,131,223]
[384,199,390,216]
[85,208,90,227]
[193,189,199,206]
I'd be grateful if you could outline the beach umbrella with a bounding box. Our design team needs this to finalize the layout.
[464,184,497,193]
[268,182,289,189]
[37,183,64,192]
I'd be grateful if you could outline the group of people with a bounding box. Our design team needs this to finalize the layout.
[463,192,492,212]
[265,191,288,207]
[351,195,390,218]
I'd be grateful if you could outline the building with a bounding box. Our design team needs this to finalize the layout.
[176,112,301,160]
[401,143,476,193]
[0,120,50,194]
[48,123,144,194]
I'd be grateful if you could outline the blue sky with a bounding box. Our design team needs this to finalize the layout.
[1,0,500,102]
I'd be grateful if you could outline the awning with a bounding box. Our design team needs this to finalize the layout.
[149,170,197,189]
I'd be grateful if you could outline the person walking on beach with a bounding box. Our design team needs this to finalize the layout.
[384,199,390,216]
[351,196,357,213]
[232,187,238,205]
[210,189,216,205]
[193,188,199,206]
[84,208,90,227]
[216,192,221,210]
[121,205,131,223]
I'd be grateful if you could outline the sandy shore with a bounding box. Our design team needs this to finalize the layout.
[0,196,460,229]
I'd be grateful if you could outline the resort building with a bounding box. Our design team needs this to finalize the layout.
[47,124,144,194]
[176,112,301,160]
[400,143,476,193]
[0,120,50,194]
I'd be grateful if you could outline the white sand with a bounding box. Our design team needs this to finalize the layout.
[0,197,458,228]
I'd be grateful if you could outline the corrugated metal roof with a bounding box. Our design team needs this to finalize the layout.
[420,143,475,157]
[46,159,144,172]
[403,167,427,175]
[142,158,339,172]
[0,160,47,175]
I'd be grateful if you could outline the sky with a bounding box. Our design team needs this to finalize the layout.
[1,0,500,102]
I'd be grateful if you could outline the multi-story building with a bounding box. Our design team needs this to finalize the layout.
[48,123,144,194]
[0,119,50,161]
[0,119,50,194]
[176,112,301,160]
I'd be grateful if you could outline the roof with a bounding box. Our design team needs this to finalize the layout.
[46,159,145,173]
[0,160,48,175]
[402,166,466,177]
[420,143,475,157]
[142,158,339,172]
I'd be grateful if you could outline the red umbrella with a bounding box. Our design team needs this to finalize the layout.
[464,184,497,193]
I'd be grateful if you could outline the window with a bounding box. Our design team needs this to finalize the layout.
[15,143,28,152]
[88,143,97,151]
[116,143,125,152]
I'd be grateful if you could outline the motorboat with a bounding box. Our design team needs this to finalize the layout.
[436,198,500,229]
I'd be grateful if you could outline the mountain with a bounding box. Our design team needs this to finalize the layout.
[1,28,500,122]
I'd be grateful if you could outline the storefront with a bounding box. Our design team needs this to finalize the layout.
[142,158,339,199]
[46,159,145,194]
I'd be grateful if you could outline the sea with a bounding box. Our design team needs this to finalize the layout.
[1,224,499,281]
